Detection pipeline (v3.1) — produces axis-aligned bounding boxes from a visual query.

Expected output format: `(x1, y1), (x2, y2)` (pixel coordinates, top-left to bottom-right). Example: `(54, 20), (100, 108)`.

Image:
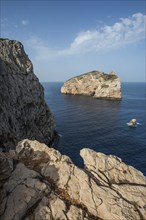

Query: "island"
(0, 39), (145, 220)
(61, 70), (122, 100)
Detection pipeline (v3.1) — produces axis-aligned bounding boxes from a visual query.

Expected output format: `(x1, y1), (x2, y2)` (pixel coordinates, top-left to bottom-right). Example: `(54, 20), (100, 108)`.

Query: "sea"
(43, 82), (146, 175)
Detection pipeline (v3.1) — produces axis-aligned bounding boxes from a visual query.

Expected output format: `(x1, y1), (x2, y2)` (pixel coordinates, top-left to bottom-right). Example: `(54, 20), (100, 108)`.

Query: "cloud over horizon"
(26, 13), (145, 61)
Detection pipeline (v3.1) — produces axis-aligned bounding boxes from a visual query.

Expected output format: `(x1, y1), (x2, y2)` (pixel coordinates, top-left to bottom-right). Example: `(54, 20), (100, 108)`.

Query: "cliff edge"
(61, 70), (122, 100)
(0, 139), (146, 220)
(0, 39), (54, 150)
(0, 39), (145, 220)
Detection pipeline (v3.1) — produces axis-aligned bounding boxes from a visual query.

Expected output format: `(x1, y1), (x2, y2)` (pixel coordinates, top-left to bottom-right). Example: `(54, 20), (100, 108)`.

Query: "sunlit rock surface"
(0, 139), (145, 220)
(61, 70), (122, 100)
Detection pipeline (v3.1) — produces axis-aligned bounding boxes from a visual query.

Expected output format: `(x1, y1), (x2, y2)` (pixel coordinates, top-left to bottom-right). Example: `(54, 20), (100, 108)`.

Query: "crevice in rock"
(84, 166), (110, 186)
(111, 186), (145, 220)
(87, 171), (102, 214)
(83, 165), (146, 219)
(43, 174), (103, 220)
(64, 165), (73, 190)
(21, 198), (42, 220)
(63, 209), (70, 220)
(47, 199), (55, 220)
(112, 182), (146, 187)
(84, 168), (110, 190)
(55, 187), (103, 219)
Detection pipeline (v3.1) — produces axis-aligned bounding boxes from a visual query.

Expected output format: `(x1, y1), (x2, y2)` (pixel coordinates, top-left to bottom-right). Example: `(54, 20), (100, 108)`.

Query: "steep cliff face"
(0, 139), (146, 220)
(0, 39), (54, 150)
(0, 39), (146, 220)
(61, 71), (122, 100)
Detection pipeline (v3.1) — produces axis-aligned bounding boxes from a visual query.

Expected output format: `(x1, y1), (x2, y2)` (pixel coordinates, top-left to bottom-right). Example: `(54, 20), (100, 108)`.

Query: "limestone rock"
(0, 139), (145, 220)
(0, 39), (54, 150)
(61, 70), (122, 100)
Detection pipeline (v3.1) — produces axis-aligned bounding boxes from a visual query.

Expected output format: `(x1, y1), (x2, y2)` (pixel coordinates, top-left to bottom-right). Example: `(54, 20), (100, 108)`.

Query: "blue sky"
(1, 0), (145, 82)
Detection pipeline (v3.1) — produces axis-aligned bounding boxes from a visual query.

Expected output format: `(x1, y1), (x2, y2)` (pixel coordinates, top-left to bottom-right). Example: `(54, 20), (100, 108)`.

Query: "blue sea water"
(43, 82), (146, 175)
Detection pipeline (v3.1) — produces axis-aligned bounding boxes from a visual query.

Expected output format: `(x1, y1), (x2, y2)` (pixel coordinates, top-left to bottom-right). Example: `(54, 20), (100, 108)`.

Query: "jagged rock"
(61, 70), (122, 100)
(0, 39), (54, 150)
(0, 152), (13, 186)
(0, 139), (145, 220)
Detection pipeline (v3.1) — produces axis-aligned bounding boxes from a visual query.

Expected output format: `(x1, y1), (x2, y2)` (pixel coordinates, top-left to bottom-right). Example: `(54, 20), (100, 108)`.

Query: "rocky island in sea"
(61, 70), (122, 100)
(0, 39), (146, 220)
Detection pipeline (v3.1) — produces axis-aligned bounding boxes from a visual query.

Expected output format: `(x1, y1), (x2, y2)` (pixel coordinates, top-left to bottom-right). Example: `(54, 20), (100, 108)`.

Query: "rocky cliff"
(0, 39), (54, 150)
(61, 71), (122, 100)
(0, 139), (146, 220)
(0, 39), (145, 220)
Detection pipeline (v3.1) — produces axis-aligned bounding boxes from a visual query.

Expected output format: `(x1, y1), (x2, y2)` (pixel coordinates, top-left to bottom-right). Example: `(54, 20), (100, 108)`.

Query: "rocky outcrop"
(0, 39), (145, 220)
(61, 71), (122, 100)
(0, 139), (145, 220)
(0, 39), (54, 150)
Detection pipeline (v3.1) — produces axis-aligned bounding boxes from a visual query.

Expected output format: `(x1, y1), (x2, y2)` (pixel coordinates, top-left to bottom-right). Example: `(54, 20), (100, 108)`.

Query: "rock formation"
(1, 39), (145, 220)
(0, 139), (146, 220)
(0, 39), (54, 150)
(61, 70), (122, 100)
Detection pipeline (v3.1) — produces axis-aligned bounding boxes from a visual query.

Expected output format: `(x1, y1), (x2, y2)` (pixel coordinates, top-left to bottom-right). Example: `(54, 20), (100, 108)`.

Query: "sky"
(0, 0), (146, 82)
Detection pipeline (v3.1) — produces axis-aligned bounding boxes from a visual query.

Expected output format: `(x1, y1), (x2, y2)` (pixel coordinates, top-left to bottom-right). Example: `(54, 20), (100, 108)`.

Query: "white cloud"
(71, 13), (145, 52)
(26, 13), (145, 60)
(22, 20), (29, 26)
(26, 36), (57, 60)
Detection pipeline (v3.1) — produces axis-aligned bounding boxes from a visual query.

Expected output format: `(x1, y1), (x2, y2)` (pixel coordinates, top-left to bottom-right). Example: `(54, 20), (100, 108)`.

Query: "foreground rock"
(0, 39), (54, 150)
(0, 139), (145, 220)
(61, 70), (122, 100)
